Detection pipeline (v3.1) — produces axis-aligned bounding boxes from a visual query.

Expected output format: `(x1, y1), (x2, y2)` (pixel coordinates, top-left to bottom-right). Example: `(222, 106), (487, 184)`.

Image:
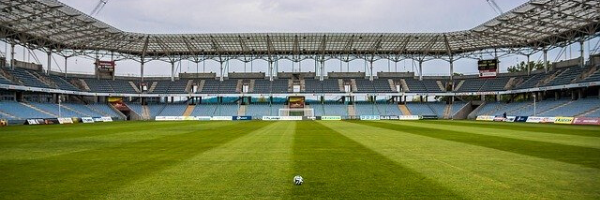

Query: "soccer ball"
(293, 175), (303, 185)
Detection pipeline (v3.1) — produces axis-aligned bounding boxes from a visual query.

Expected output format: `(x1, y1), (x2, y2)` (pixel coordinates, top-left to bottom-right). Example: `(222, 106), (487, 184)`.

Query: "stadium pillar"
(220, 61), (224, 82)
(543, 49), (548, 73)
(418, 60), (423, 81)
(9, 43), (15, 69)
(580, 40), (585, 67)
(449, 60), (454, 81)
(64, 56), (68, 78)
(526, 54), (531, 76)
(171, 61), (175, 82)
(268, 61), (273, 82)
(369, 61), (374, 81)
(320, 60), (325, 81)
(46, 50), (51, 75)
(140, 61), (145, 82)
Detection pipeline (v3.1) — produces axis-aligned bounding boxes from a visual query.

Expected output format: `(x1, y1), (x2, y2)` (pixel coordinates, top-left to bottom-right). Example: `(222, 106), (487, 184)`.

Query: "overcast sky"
(3, 0), (597, 77)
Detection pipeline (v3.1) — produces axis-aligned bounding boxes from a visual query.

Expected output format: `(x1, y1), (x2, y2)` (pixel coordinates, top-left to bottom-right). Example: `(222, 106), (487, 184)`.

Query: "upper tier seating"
(151, 80), (188, 94)
(49, 75), (80, 91)
(404, 79), (441, 93)
(8, 68), (49, 88)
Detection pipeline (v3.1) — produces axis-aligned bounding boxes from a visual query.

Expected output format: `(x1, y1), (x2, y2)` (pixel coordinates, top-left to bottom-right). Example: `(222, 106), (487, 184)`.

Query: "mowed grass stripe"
(418, 120), (600, 137)
(291, 121), (461, 199)
(384, 120), (600, 149)
(0, 121), (193, 147)
(0, 121), (271, 199)
(106, 121), (295, 199)
(322, 121), (600, 199)
(0, 121), (231, 160)
(353, 121), (600, 169)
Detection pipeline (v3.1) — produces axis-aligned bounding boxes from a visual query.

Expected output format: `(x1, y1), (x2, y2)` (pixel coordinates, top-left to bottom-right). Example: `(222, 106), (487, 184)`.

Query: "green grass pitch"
(0, 120), (599, 199)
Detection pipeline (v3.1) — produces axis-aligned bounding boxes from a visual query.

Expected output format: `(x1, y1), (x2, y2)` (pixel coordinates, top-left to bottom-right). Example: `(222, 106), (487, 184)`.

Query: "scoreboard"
(478, 59), (498, 78)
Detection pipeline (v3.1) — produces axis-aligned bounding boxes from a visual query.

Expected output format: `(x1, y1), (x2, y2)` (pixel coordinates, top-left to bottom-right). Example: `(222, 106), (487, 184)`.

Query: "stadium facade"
(0, 0), (599, 123)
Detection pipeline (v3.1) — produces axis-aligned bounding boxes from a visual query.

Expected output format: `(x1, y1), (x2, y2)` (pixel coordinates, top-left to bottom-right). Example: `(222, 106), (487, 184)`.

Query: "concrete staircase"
(237, 105), (246, 116)
(20, 102), (57, 117)
(249, 80), (255, 93)
(236, 80), (244, 93)
(185, 80), (194, 93)
(129, 81), (141, 93)
(436, 81), (446, 92)
(454, 80), (465, 91)
(338, 79), (345, 92)
(183, 105), (195, 116)
(77, 79), (91, 91)
(443, 105), (452, 119)
(388, 79), (397, 92)
(197, 80), (205, 93)
(142, 105), (151, 120)
(347, 104), (356, 116)
(148, 82), (158, 93)
(350, 79), (358, 92)
(399, 79), (410, 92)
(398, 104), (411, 115)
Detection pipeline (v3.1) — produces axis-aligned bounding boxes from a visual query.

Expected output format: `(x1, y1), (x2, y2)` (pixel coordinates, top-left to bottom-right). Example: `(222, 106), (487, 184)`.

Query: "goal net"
(278, 108), (314, 117)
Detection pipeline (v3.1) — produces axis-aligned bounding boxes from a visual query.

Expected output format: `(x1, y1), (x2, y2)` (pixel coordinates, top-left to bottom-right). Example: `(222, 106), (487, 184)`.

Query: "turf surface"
(0, 120), (598, 199)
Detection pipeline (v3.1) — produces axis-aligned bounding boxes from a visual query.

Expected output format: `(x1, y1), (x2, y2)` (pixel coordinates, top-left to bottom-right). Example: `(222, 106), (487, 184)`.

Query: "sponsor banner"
(504, 116), (516, 122)
(493, 116), (506, 122)
(210, 116), (233, 121)
(196, 116), (211, 121)
(155, 116), (185, 121)
(572, 117), (600, 125)
(540, 117), (555, 123)
(305, 116), (317, 120)
(81, 117), (95, 123)
(44, 118), (59, 125)
(262, 116), (303, 121)
(476, 115), (495, 121)
(526, 116), (543, 123)
(421, 115), (439, 120)
(281, 116), (303, 121)
(101, 117), (114, 122)
(320, 116), (342, 121)
(93, 117), (104, 122)
(514, 116), (528, 122)
(399, 115), (420, 120)
(360, 115), (381, 121)
(26, 118), (45, 125)
(380, 115), (400, 120)
(57, 118), (74, 124)
(262, 116), (281, 121)
(554, 117), (574, 124)
(233, 116), (252, 120)
(183, 116), (196, 121)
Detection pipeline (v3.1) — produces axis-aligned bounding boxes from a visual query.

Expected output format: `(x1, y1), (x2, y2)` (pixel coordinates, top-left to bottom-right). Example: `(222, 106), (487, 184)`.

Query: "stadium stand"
(406, 103), (436, 116)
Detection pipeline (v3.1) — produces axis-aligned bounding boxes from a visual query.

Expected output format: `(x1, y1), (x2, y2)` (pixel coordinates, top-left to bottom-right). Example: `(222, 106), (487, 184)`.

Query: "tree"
(507, 61), (548, 73)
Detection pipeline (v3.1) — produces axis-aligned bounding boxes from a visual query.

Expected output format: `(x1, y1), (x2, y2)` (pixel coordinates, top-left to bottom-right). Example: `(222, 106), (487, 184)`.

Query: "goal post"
(278, 108), (314, 117)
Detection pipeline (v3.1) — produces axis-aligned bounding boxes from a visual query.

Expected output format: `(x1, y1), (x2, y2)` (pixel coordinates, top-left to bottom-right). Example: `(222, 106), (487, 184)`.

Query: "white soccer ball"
(293, 175), (303, 185)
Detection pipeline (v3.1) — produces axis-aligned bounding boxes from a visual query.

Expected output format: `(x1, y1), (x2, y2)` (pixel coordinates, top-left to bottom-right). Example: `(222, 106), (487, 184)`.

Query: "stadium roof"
(0, 0), (599, 62)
